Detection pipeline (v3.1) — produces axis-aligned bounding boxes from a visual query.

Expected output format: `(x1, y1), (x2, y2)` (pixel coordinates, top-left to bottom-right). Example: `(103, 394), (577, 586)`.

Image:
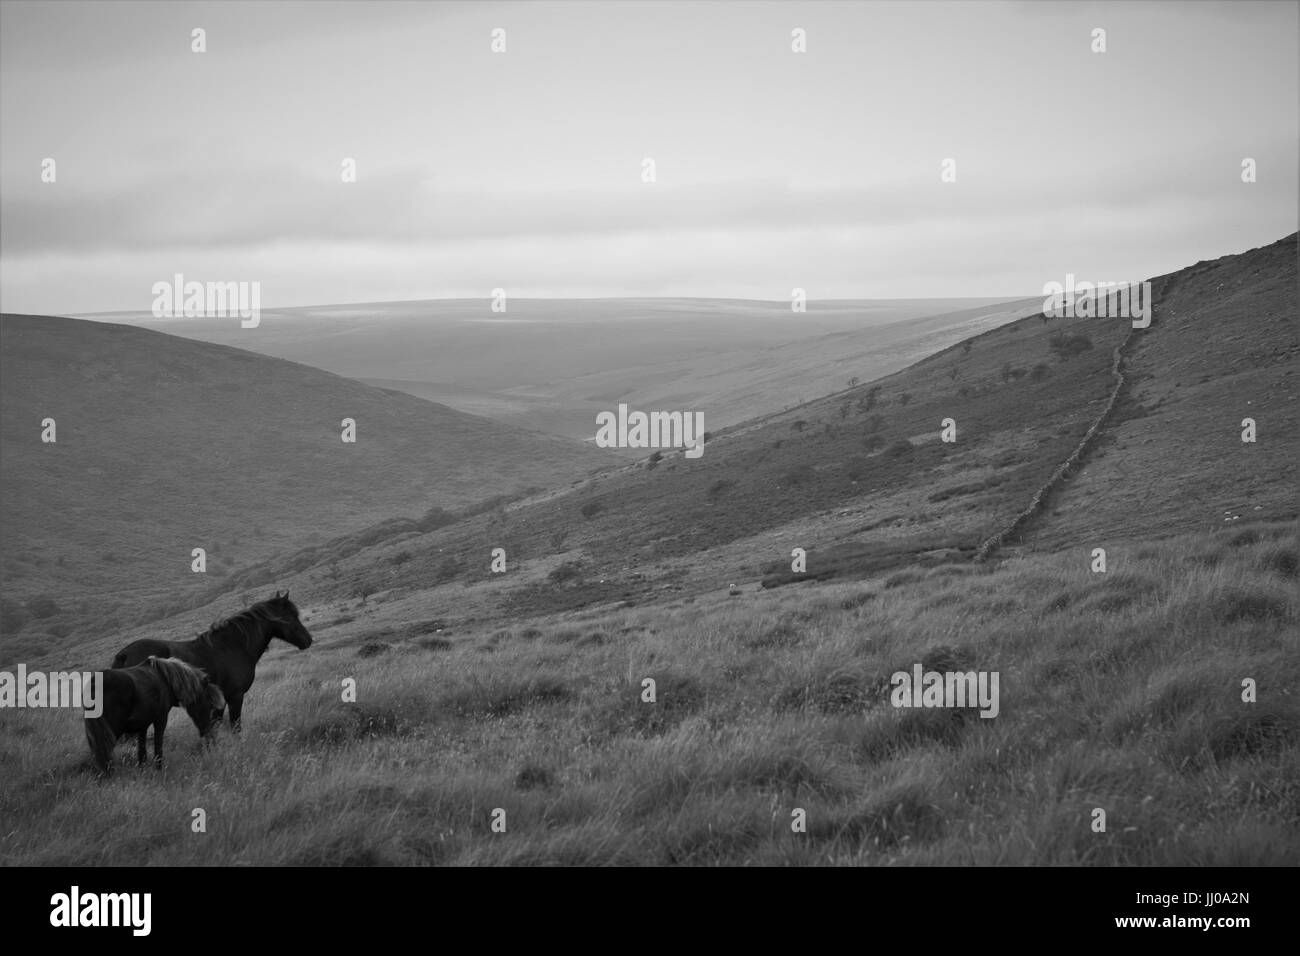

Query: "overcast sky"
(1, 0), (1295, 313)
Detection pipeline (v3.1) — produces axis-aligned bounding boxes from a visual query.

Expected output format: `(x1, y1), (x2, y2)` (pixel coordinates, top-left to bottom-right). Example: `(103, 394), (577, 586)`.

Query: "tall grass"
(1, 520), (1295, 865)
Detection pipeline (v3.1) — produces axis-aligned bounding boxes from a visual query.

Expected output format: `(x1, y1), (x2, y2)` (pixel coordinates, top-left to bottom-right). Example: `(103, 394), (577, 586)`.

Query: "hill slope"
(5, 517), (1294, 865)
(78, 297), (1038, 443)
(0, 314), (611, 648)
(4, 237), (1294, 868)
(7, 234), (1295, 662)
(148, 233), (1298, 639)
(1018, 234), (1298, 551)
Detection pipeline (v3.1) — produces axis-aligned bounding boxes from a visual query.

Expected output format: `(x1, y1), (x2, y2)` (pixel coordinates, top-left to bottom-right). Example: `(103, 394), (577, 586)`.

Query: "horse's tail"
(84, 713), (116, 775)
(147, 656), (208, 709)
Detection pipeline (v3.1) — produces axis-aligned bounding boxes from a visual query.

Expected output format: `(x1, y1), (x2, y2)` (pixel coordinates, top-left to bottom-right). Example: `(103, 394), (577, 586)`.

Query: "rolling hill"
(2, 236), (1294, 867)
(76, 296), (1040, 444)
(0, 314), (613, 655)
(42, 233), (1296, 660)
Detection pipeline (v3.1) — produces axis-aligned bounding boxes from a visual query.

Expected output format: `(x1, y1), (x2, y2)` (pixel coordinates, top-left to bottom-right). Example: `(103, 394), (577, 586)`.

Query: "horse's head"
(148, 657), (227, 736)
(191, 681), (227, 737)
(267, 590), (313, 650)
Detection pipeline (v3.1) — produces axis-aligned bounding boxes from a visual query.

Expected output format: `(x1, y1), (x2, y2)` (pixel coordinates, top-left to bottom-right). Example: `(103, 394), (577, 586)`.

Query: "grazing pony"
(84, 656), (226, 774)
(111, 591), (313, 732)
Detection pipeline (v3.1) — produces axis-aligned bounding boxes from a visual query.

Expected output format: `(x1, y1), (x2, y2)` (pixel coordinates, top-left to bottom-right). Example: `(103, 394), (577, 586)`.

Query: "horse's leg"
(228, 693), (245, 733)
(153, 717), (167, 768)
(137, 732), (148, 766)
(85, 720), (114, 776)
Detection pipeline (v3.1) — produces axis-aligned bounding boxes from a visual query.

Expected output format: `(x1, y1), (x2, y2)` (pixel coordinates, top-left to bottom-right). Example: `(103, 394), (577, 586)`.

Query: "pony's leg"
(153, 717), (167, 768)
(228, 693), (245, 733)
(85, 720), (114, 776)
(137, 732), (148, 766)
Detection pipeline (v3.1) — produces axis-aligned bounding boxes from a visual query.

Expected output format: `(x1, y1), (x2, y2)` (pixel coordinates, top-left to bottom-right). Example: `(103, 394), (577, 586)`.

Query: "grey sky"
(1, 0), (1296, 313)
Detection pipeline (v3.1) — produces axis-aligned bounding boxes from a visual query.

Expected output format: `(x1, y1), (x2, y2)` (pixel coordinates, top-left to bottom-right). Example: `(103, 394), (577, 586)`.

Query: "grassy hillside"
(2, 518), (1293, 865)
(0, 314), (612, 656)
(2, 235), (1294, 866)
(166, 269), (1130, 620)
(74, 236), (1293, 646)
(1018, 233), (1298, 551)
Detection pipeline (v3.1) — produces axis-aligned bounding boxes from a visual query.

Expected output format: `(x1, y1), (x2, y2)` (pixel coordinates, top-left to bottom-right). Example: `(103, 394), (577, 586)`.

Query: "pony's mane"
(147, 656), (211, 708)
(205, 599), (290, 633)
(200, 598), (292, 649)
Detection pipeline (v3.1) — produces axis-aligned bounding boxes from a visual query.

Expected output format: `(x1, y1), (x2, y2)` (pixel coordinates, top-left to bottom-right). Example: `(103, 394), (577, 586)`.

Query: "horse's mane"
(200, 599), (291, 652)
(148, 656), (211, 708)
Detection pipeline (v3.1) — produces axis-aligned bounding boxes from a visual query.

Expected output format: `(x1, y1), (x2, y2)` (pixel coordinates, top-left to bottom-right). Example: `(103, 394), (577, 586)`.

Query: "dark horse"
(84, 656), (226, 774)
(112, 591), (313, 732)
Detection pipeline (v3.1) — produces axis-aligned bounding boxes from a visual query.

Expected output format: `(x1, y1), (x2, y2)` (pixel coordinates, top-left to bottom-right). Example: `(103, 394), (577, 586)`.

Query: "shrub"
(580, 500), (606, 519)
(0, 598), (29, 633)
(1204, 585), (1291, 623)
(415, 507), (458, 532)
(548, 561), (585, 586)
(1258, 546), (1297, 578)
(1048, 331), (1093, 361)
(884, 570), (922, 589)
(782, 465), (815, 486)
(514, 763), (555, 791)
(431, 557), (460, 585)
(25, 595), (59, 620)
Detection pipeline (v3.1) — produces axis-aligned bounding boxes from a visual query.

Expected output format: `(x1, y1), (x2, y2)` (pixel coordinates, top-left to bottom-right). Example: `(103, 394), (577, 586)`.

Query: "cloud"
(4, 137), (1295, 259)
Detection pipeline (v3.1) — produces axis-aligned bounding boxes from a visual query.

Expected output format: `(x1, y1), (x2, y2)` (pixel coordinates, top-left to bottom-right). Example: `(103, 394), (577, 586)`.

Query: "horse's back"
(109, 664), (178, 727)
(111, 639), (174, 669)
